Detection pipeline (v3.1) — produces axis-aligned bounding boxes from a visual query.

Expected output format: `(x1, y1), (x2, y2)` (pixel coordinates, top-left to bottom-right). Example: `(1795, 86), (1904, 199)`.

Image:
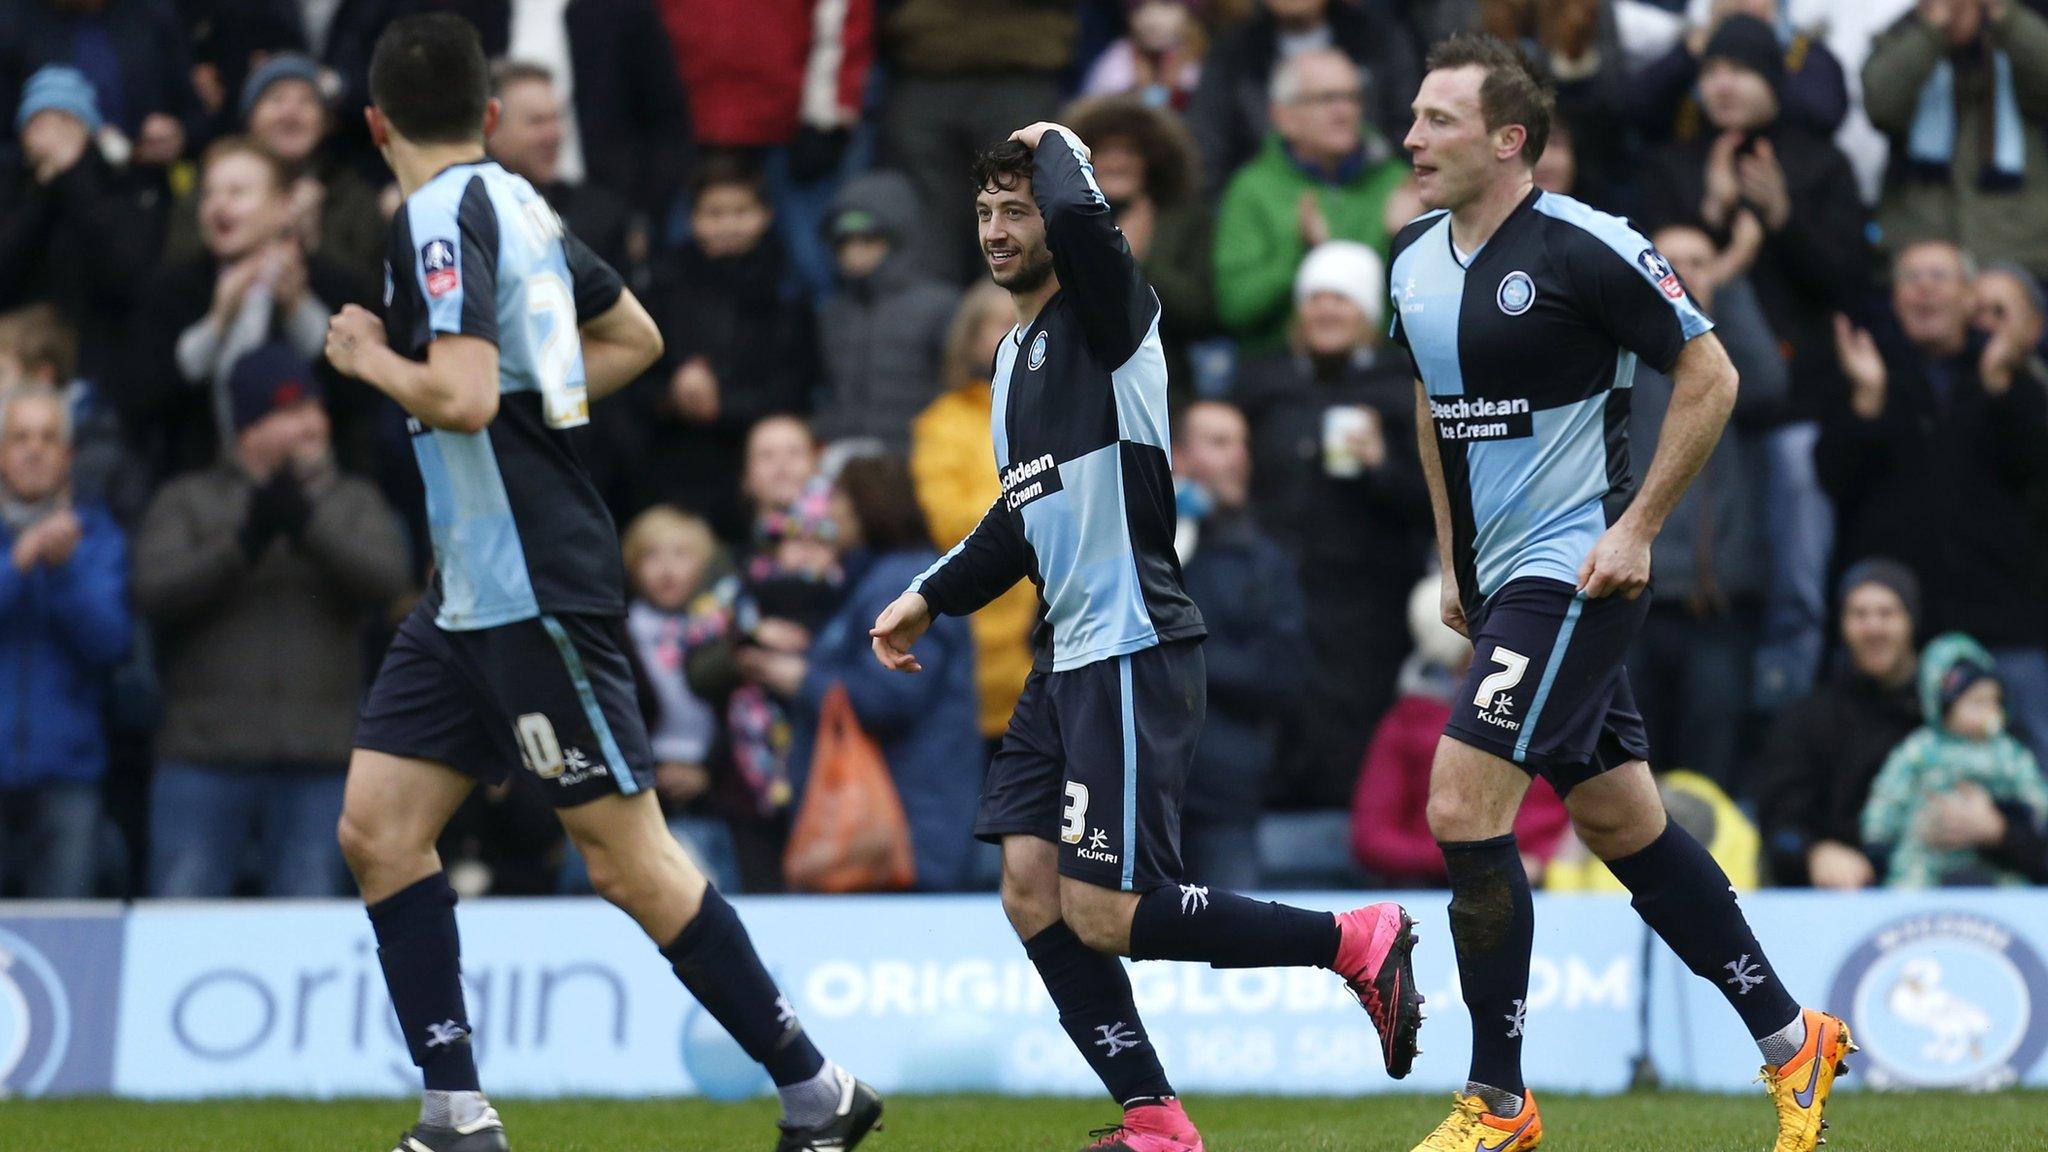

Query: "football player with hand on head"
(870, 121), (1423, 1152)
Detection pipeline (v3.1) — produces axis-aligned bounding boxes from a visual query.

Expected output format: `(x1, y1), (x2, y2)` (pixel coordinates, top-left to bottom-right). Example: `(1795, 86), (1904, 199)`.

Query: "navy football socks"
(1127, 884), (1340, 969)
(367, 872), (481, 1092)
(1605, 821), (1803, 1043)
(1441, 835), (1534, 1106)
(660, 887), (826, 1088)
(1025, 922), (1174, 1108)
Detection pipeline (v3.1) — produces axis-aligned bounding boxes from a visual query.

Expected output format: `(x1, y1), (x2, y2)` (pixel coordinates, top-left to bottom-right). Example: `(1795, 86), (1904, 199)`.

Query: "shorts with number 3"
(354, 602), (656, 806)
(1447, 576), (1651, 798)
(973, 639), (1205, 891)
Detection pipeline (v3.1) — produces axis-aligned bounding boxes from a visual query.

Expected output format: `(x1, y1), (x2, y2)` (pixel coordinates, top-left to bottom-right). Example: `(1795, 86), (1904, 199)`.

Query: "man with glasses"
(1190, 0), (1419, 197)
(1214, 47), (1410, 354)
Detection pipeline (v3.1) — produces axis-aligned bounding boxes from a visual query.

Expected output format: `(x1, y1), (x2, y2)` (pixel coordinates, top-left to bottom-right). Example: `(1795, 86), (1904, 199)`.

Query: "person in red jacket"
(1352, 578), (1570, 886)
(662, 0), (871, 153)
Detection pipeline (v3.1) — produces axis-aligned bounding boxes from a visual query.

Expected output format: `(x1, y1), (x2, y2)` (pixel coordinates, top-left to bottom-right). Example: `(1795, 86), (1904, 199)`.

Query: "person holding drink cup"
(1232, 239), (1434, 807)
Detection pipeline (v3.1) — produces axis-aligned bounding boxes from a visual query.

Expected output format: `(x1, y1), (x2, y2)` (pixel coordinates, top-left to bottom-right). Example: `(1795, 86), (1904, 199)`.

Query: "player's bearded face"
(978, 186), (1055, 293)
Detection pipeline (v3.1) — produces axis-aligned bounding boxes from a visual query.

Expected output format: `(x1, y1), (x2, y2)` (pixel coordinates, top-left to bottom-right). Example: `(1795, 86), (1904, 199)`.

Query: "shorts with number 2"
(355, 602), (655, 806)
(974, 639), (1204, 892)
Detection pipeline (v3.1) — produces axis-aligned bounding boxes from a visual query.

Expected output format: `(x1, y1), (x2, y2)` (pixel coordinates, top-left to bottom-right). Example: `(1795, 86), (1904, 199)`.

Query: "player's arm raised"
(1013, 121), (1157, 368)
(327, 307), (500, 433)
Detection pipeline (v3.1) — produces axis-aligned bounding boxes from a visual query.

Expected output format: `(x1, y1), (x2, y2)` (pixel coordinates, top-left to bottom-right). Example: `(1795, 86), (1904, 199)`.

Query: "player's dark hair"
(691, 151), (769, 208)
(1425, 32), (1555, 167)
(970, 139), (1034, 194)
(1064, 97), (1197, 209)
(369, 13), (490, 145)
(836, 456), (930, 553)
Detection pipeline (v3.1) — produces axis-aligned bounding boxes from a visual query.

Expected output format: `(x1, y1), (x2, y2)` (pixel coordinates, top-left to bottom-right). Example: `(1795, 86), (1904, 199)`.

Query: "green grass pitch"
(0, 1091), (2019, 1151)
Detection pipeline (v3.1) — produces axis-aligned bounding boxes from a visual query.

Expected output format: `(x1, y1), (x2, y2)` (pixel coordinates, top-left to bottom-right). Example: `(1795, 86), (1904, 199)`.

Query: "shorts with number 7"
(1445, 576), (1651, 799)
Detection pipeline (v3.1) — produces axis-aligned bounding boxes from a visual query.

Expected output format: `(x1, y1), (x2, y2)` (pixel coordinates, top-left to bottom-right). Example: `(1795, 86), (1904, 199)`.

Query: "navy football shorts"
(975, 639), (1204, 892)
(354, 604), (655, 807)
(1445, 576), (1652, 797)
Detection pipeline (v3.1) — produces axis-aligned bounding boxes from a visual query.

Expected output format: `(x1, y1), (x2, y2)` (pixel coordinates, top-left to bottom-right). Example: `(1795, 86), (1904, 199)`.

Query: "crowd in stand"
(5, 0), (2048, 898)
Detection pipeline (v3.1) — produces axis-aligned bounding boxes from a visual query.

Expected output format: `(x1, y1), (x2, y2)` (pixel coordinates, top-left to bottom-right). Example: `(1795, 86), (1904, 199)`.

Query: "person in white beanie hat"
(1234, 240), (1431, 809)
(1293, 238), (1385, 331)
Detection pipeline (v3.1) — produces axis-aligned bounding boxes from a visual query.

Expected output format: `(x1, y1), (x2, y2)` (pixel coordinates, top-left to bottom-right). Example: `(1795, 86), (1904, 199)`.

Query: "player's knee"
(998, 840), (1062, 938)
(1063, 903), (1123, 954)
(1427, 788), (1488, 843)
(335, 812), (370, 873)
(1572, 803), (1654, 856)
(336, 809), (400, 878)
(581, 845), (641, 909)
(1058, 883), (1133, 955)
(1000, 870), (1061, 938)
(1572, 805), (1656, 861)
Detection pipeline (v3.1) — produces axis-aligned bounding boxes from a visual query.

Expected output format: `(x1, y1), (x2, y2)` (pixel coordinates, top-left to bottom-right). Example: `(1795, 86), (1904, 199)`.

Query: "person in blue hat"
(1, 0), (202, 170)
(0, 65), (163, 382)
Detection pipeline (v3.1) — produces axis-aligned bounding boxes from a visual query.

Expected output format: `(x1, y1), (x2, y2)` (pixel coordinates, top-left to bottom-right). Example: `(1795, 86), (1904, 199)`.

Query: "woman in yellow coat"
(910, 281), (1036, 744)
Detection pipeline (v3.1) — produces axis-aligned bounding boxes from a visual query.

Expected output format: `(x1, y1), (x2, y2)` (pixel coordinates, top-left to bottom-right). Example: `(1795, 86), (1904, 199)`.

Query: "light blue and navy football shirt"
(1387, 188), (1713, 613)
(908, 128), (1205, 672)
(382, 159), (626, 631)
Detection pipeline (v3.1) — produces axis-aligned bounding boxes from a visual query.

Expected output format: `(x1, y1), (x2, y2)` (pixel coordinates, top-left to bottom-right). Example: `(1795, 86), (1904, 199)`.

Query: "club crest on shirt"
(421, 238), (459, 298)
(1497, 270), (1535, 316)
(1028, 330), (1048, 370)
(1637, 247), (1686, 300)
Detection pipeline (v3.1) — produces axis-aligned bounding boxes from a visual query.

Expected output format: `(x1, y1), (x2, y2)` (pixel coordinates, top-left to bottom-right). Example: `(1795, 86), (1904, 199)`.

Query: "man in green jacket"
(1213, 47), (1410, 353)
(1865, 0), (2048, 280)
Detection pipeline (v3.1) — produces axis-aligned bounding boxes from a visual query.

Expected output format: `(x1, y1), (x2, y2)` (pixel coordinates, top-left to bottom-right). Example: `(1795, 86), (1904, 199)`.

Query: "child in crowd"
(1079, 0), (1206, 111)
(714, 479), (846, 824)
(620, 506), (741, 891)
(1863, 634), (2048, 887)
(681, 419), (847, 888)
(623, 508), (725, 813)
(624, 157), (815, 538)
(813, 170), (958, 451)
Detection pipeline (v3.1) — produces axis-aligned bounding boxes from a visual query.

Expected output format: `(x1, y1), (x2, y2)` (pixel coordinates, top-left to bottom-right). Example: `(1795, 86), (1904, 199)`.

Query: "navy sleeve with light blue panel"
(908, 127), (1202, 671)
(917, 128), (1206, 892)
(1386, 188), (1714, 794)
(356, 160), (652, 808)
